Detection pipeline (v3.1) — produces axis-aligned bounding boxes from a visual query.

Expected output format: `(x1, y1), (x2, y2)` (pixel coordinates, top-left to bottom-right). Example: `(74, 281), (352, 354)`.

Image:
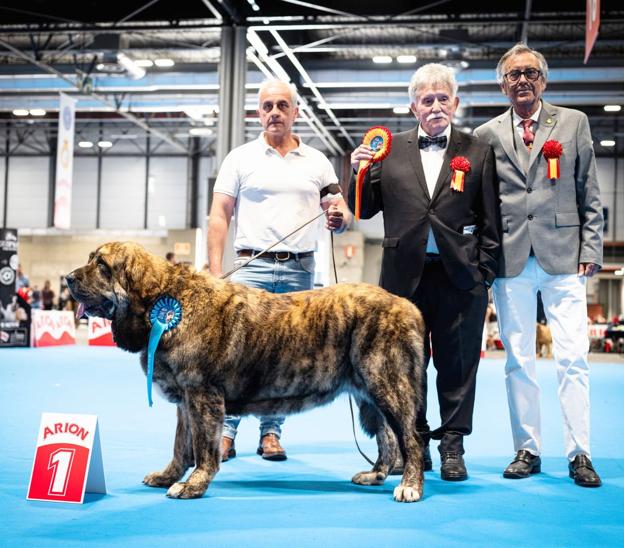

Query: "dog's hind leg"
(351, 400), (398, 486)
(166, 386), (224, 499)
(144, 405), (194, 488)
(364, 377), (424, 502)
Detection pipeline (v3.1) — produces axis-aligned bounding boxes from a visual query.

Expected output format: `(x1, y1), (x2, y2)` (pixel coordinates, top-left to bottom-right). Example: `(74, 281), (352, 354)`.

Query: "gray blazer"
(474, 101), (603, 278)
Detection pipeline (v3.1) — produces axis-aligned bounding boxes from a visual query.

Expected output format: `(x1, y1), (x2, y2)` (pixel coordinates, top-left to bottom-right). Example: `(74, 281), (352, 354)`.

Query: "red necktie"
(521, 119), (534, 148)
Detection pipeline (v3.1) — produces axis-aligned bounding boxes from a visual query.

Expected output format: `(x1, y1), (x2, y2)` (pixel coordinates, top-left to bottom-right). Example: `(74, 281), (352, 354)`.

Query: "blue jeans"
(222, 253), (315, 441)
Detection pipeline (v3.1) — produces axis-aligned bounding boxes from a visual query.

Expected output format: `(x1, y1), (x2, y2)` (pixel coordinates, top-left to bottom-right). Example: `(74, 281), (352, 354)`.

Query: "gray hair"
(257, 79), (298, 107)
(496, 42), (549, 85)
(408, 63), (458, 104)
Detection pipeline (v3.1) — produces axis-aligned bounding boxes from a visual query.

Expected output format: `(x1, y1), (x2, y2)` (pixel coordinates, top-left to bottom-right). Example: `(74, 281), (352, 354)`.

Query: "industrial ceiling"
(0, 0), (622, 158)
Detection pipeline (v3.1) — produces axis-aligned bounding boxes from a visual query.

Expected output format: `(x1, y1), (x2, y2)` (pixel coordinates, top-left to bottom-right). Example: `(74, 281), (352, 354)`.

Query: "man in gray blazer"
(474, 43), (603, 487)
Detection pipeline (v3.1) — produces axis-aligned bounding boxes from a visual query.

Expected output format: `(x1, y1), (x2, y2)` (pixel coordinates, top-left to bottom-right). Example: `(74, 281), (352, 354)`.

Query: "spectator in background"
(165, 252), (177, 265)
(16, 264), (29, 290)
(41, 280), (55, 311)
(30, 285), (41, 309)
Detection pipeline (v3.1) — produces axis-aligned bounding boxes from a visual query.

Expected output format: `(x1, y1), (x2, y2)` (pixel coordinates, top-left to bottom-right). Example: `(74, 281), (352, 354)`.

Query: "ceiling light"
(29, 109), (46, 116)
(183, 105), (217, 120)
(12, 109), (29, 116)
(134, 59), (154, 68)
(372, 56), (392, 64)
(189, 128), (214, 136)
(78, 141), (94, 148)
(116, 53), (146, 80)
(393, 106), (410, 114)
(98, 140), (113, 148)
(600, 140), (616, 147)
(154, 58), (175, 67)
(397, 55), (417, 64)
(604, 105), (622, 112)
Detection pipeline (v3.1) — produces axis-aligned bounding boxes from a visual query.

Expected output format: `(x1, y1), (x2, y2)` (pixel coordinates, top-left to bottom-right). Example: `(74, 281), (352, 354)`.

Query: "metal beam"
(0, 37), (189, 153)
(269, 29), (354, 147)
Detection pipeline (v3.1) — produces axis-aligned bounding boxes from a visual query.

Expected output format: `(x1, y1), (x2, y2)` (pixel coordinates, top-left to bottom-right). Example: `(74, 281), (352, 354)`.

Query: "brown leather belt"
(237, 249), (314, 261)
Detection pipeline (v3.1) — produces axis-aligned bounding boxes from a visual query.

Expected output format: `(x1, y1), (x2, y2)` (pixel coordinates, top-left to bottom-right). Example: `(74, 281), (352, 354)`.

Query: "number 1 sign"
(27, 413), (106, 504)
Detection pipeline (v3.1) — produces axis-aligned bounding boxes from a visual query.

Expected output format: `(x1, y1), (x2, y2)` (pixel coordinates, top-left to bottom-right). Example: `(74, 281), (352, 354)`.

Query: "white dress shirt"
(418, 125), (452, 254)
(512, 101), (542, 140)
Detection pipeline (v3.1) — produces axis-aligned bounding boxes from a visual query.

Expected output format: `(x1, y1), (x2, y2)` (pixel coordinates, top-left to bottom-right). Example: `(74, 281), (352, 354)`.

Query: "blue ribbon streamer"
(146, 296), (182, 407)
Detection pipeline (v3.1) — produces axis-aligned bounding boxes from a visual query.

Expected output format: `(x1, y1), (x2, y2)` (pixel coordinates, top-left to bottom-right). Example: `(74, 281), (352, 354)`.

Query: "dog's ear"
(109, 242), (168, 301)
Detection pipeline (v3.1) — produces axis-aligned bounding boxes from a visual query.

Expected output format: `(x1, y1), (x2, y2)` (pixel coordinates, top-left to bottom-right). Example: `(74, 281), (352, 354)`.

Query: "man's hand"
(350, 143), (374, 171)
(578, 263), (599, 277)
(325, 201), (345, 231)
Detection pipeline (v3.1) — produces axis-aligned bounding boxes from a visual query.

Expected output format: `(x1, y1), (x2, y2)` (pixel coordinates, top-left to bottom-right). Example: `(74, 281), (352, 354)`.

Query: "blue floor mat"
(1, 346), (623, 547)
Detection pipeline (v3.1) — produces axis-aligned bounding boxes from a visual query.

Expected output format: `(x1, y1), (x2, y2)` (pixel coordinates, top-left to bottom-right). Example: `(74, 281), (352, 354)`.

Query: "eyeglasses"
(504, 68), (542, 83)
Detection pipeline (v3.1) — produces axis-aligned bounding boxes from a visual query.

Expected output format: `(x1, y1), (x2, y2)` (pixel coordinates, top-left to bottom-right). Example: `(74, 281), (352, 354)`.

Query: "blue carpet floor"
(1, 346), (623, 547)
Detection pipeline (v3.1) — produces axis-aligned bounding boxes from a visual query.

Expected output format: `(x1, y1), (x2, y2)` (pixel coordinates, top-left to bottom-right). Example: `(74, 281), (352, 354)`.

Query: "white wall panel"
(147, 157), (188, 229)
(71, 157), (98, 230)
(99, 157), (146, 229)
(6, 156), (48, 228)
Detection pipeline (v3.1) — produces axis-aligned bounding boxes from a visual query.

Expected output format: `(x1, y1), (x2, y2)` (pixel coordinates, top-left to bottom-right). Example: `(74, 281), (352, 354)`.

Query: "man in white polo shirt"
(208, 79), (351, 462)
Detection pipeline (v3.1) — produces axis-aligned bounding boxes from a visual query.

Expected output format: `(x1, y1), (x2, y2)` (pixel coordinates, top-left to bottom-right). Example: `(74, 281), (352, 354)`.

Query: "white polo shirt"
(214, 133), (340, 253)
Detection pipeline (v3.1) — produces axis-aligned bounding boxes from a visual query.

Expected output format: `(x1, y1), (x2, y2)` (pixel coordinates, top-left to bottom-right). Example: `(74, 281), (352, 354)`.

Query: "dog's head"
(65, 241), (170, 322)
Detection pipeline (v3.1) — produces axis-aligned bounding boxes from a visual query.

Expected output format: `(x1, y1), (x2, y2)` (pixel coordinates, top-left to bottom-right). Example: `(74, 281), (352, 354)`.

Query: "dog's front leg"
(144, 405), (194, 488)
(166, 386), (224, 499)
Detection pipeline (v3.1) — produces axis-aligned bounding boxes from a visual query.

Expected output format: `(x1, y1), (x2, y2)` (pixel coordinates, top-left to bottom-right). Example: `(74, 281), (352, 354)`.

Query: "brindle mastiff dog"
(66, 242), (426, 502)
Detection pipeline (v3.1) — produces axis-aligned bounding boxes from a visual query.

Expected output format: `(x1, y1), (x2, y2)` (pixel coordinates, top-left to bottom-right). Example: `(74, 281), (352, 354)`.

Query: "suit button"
(528, 214), (534, 220)
(527, 187), (533, 193)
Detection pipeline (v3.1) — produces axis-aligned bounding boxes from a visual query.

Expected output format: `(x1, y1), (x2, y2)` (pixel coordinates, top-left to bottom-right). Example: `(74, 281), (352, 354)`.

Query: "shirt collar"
(258, 132), (306, 156)
(512, 101), (542, 127)
(417, 123), (452, 148)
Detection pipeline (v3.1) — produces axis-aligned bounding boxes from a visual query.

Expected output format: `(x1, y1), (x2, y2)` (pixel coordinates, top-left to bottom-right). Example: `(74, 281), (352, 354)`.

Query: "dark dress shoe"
(503, 450), (541, 479)
(257, 433), (287, 461)
(569, 454), (602, 487)
(221, 436), (236, 462)
(389, 445), (432, 475)
(440, 452), (467, 481)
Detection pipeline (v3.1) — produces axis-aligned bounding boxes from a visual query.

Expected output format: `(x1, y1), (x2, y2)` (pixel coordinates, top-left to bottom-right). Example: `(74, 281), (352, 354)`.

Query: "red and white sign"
(27, 413), (106, 504)
(88, 317), (116, 346)
(584, 0), (600, 64)
(31, 310), (76, 347)
(588, 323), (608, 340)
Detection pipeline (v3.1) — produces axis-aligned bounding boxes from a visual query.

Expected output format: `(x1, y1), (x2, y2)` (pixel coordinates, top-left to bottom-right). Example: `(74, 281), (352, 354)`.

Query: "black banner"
(0, 228), (31, 347)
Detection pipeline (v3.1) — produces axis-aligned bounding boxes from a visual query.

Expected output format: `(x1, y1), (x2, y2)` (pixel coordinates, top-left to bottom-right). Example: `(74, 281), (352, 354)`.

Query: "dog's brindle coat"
(66, 242), (426, 502)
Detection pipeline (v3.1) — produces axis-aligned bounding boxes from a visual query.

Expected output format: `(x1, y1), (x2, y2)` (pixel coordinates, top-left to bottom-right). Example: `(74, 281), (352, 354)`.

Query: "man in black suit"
(349, 63), (500, 481)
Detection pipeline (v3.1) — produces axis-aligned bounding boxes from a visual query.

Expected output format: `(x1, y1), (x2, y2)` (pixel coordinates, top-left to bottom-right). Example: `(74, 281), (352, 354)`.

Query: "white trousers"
(493, 256), (591, 460)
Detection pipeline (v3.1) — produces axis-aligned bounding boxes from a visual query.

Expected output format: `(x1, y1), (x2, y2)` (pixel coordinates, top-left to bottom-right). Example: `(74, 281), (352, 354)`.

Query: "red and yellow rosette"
(354, 126), (392, 220)
(449, 156), (471, 192)
(542, 140), (563, 180)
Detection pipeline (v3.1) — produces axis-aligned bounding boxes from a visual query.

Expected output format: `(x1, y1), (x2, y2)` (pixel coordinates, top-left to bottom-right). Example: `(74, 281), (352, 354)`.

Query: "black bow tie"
(418, 135), (447, 149)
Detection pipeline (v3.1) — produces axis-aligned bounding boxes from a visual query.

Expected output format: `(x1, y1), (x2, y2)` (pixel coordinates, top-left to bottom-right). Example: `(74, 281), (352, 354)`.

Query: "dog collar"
(146, 296), (182, 406)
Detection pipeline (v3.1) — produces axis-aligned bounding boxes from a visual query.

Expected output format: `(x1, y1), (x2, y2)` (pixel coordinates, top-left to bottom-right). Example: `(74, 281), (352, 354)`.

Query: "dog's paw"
(393, 484), (422, 503)
(143, 471), (178, 488)
(352, 471), (386, 486)
(166, 481), (206, 499)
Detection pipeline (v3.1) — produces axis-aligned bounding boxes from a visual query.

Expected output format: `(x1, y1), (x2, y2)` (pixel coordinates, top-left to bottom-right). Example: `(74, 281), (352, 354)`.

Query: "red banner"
(31, 310), (76, 347)
(584, 0), (600, 64)
(88, 317), (116, 346)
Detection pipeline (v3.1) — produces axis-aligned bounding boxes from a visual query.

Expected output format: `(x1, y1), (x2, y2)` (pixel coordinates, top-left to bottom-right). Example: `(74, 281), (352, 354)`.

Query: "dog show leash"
(219, 209), (328, 280)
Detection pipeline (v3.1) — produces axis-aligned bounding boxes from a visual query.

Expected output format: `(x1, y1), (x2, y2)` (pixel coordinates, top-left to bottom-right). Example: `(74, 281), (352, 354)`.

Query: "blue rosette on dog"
(147, 296), (182, 406)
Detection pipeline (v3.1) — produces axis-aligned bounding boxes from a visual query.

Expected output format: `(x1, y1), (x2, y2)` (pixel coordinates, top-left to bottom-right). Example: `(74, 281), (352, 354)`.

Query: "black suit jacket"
(348, 125), (501, 297)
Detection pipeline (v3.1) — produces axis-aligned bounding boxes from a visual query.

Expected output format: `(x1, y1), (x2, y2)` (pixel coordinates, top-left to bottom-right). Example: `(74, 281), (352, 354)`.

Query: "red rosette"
(354, 126), (393, 219)
(542, 140), (563, 159)
(449, 156), (471, 192)
(542, 140), (563, 179)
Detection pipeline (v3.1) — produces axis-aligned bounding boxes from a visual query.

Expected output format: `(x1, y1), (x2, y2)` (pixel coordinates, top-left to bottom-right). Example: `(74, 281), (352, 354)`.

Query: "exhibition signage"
(27, 413), (106, 504)
(0, 228), (30, 347)
(584, 0), (600, 64)
(88, 317), (116, 346)
(53, 92), (77, 229)
(31, 310), (76, 347)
